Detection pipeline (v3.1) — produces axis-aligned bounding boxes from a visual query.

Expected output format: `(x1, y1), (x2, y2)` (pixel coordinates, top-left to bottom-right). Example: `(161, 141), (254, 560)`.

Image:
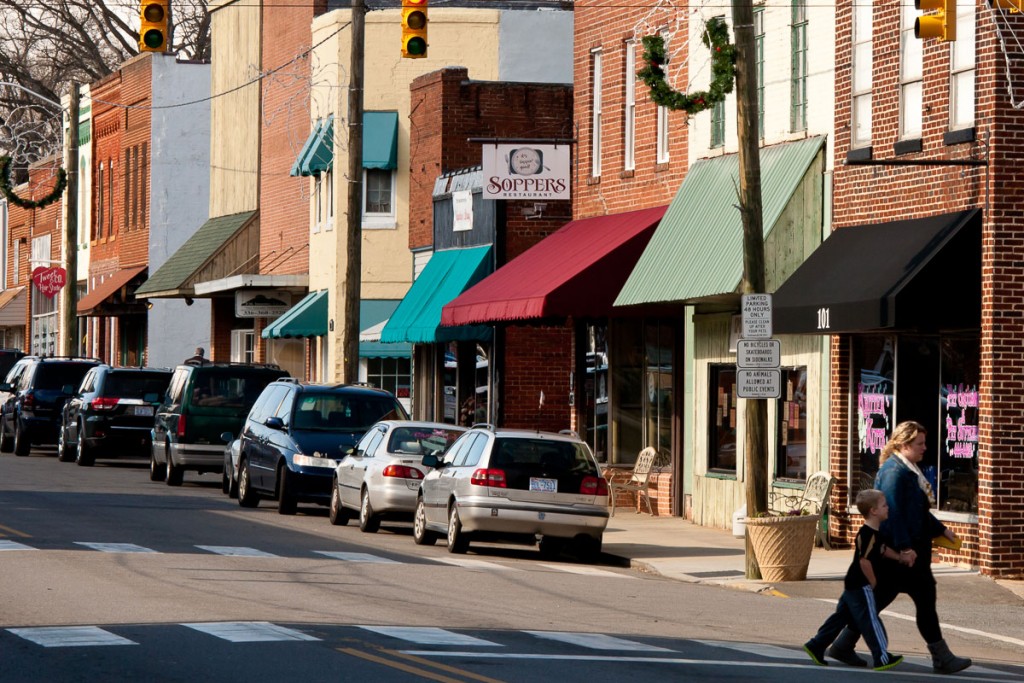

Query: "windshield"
(34, 363), (94, 391)
(104, 372), (172, 399)
(291, 392), (407, 432)
(188, 369), (286, 414)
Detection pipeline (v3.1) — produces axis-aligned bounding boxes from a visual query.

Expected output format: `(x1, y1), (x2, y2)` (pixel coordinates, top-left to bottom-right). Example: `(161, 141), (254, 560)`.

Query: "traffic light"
(915, 0), (956, 41)
(139, 0), (170, 52)
(990, 0), (1024, 12)
(401, 0), (428, 59)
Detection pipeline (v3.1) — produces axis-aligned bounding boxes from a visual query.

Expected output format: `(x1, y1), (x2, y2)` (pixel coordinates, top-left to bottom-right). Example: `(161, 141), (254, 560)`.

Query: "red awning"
(442, 205), (666, 325)
(77, 265), (148, 316)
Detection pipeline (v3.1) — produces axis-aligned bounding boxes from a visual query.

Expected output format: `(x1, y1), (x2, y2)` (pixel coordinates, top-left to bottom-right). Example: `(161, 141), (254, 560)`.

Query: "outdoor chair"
(769, 470), (836, 549)
(606, 446), (658, 516)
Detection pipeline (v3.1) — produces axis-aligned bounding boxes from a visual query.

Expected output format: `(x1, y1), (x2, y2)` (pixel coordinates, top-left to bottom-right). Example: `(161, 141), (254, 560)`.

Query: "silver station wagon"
(413, 426), (609, 561)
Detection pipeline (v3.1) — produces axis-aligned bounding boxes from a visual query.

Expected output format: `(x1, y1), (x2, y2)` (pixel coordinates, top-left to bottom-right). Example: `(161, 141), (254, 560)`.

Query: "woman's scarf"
(895, 452), (937, 508)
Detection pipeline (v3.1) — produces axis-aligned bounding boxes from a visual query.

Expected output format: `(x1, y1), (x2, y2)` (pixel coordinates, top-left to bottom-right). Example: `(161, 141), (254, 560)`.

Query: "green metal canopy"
(359, 299), (410, 358)
(363, 111), (399, 170)
(380, 246), (493, 344)
(615, 136), (826, 307)
(291, 115), (334, 177)
(262, 289), (328, 339)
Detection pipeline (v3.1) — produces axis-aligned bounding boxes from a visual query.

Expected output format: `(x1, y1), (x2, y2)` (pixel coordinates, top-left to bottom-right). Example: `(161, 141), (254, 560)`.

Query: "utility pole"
(341, 0), (365, 383)
(62, 82), (80, 357)
(731, 0), (768, 580)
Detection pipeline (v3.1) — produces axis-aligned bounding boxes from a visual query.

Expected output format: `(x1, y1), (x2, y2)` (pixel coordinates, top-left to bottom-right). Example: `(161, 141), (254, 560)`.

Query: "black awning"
(774, 209), (981, 334)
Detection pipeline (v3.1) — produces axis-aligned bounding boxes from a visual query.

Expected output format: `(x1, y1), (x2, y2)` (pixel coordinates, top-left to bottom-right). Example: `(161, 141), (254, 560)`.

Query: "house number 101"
(817, 307), (831, 330)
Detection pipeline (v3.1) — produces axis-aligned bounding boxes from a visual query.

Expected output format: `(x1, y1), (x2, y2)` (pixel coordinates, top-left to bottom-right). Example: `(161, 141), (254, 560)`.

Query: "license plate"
(529, 477), (557, 493)
(133, 406), (154, 416)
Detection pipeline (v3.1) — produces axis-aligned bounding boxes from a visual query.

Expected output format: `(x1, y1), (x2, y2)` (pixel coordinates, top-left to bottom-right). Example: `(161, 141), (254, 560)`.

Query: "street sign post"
(737, 368), (782, 399)
(741, 293), (772, 339)
(736, 339), (781, 368)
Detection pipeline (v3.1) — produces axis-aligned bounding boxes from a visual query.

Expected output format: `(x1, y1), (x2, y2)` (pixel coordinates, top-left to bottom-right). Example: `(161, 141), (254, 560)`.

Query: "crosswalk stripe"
(0, 540), (35, 551)
(537, 563), (633, 579)
(74, 542), (157, 554)
(358, 626), (502, 647)
(314, 551), (398, 563)
(7, 626), (136, 647)
(525, 631), (673, 652)
(429, 557), (522, 571)
(196, 545), (279, 558)
(183, 622), (319, 643)
(694, 640), (798, 659)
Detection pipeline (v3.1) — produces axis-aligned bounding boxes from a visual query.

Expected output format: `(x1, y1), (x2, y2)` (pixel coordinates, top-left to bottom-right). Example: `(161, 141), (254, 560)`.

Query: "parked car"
(57, 366), (173, 466)
(331, 420), (466, 531)
(0, 356), (101, 456)
(236, 381), (408, 514)
(414, 426), (610, 561)
(221, 432), (242, 498)
(150, 361), (289, 486)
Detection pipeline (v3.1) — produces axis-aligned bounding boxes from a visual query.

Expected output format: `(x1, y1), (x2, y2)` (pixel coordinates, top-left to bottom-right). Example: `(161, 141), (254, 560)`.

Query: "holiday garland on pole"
(638, 17), (737, 115)
(0, 155), (67, 210)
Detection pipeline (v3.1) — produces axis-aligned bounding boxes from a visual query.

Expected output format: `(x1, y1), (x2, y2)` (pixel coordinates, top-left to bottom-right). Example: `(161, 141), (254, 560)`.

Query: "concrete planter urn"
(745, 513), (820, 581)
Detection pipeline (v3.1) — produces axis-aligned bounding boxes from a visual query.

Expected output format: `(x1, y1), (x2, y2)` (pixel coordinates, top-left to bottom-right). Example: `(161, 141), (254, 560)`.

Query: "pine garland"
(0, 156), (68, 210)
(638, 17), (737, 115)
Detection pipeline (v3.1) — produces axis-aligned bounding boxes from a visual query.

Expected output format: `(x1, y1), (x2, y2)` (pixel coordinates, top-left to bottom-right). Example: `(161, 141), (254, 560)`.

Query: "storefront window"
(646, 322), (673, 459)
(709, 364), (737, 472)
(851, 336), (894, 500)
(30, 284), (58, 357)
(583, 323), (609, 462)
(609, 319), (674, 465)
(939, 337), (978, 514)
(777, 366), (808, 480)
(366, 356), (412, 402)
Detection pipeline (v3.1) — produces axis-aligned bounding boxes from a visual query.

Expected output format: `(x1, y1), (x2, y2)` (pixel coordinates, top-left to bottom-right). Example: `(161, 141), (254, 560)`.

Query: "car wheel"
(359, 488), (381, 533)
(447, 504), (469, 554)
(0, 418), (12, 454)
(57, 424), (76, 463)
(329, 482), (350, 526)
(237, 459), (259, 508)
(573, 535), (603, 564)
(413, 497), (436, 546)
(538, 536), (564, 559)
(149, 448), (166, 481)
(165, 449), (184, 486)
(221, 469), (230, 494)
(13, 418), (30, 457)
(75, 422), (94, 467)
(277, 466), (297, 515)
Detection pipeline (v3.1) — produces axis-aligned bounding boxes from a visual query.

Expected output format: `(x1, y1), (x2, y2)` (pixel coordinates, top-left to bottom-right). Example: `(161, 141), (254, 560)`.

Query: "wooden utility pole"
(341, 0), (365, 382)
(731, 0), (768, 580)
(61, 82), (79, 357)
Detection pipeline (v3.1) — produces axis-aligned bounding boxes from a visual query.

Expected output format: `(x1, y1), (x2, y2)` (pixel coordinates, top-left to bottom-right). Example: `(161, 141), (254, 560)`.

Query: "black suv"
(235, 381), (407, 514)
(58, 366), (174, 466)
(151, 361), (290, 486)
(0, 356), (102, 456)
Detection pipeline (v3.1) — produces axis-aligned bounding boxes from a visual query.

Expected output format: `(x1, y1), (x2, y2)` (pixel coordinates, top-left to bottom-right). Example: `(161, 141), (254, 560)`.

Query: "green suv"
(150, 361), (289, 486)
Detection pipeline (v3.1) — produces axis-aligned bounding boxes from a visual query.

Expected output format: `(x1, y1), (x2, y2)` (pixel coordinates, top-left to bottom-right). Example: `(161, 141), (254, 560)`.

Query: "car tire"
(221, 469), (230, 494)
(75, 422), (94, 467)
(0, 419), (12, 454)
(149, 448), (166, 482)
(165, 449), (184, 487)
(13, 418), (30, 457)
(329, 482), (350, 526)
(538, 536), (564, 559)
(573, 535), (603, 564)
(359, 488), (380, 533)
(237, 459), (259, 508)
(57, 424), (76, 462)
(277, 466), (297, 515)
(447, 504), (469, 554)
(413, 497), (436, 546)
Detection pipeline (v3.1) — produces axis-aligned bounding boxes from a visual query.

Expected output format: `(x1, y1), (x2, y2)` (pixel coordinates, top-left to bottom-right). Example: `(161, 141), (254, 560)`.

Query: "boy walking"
(803, 489), (904, 671)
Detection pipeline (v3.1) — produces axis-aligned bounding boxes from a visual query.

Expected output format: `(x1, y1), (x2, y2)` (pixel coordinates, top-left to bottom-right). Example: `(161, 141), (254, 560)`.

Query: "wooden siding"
(184, 217), (260, 288)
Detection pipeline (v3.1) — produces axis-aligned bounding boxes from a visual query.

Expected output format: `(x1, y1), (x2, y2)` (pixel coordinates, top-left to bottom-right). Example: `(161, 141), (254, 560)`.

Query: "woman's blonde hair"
(880, 420), (927, 464)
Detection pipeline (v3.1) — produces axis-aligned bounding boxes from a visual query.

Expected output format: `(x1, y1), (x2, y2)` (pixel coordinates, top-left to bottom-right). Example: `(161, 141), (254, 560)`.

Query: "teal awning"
(615, 136), (826, 307)
(360, 299), (410, 358)
(363, 111), (398, 170)
(262, 290), (328, 339)
(290, 116), (334, 177)
(381, 246), (493, 344)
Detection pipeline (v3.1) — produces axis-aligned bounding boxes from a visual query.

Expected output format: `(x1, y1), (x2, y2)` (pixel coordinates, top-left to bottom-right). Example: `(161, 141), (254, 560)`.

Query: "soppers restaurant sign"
(482, 144), (570, 200)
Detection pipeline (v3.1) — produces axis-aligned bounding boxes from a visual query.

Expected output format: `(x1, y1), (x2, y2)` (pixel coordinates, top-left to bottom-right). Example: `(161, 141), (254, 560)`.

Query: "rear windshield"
(34, 363), (94, 390)
(388, 427), (465, 456)
(490, 438), (598, 491)
(187, 369), (286, 414)
(291, 392), (406, 432)
(104, 372), (172, 399)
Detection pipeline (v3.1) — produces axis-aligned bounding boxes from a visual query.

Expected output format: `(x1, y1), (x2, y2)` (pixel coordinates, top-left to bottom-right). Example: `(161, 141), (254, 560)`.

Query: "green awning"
(136, 211), (256, 298)
(262, 290), (328, 339)
(363, 111), (398, 170)
(381, 246), (493, 344)
(290, 115), (334, 177)
(615, 136), (826, 307)
(360, 299), (411, 358)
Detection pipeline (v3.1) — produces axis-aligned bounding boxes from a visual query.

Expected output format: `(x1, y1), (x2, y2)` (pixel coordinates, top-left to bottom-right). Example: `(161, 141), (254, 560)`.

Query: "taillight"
(22, 393), (34, 408)
(580, 475), (608, 496)
(471, 468), (507, 487)
(176, 415), (186, 438)
(90, 397), (120, 411)
(382, 464), (423, 480)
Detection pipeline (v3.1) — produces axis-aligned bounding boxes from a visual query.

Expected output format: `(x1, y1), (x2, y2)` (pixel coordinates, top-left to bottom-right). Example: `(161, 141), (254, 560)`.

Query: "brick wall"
(501, 325), (573, 431)
(7, 166), (62, 341)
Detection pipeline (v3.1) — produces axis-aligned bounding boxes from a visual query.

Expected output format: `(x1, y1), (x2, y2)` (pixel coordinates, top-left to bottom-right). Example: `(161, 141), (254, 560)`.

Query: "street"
(1, 449), (1022, 683)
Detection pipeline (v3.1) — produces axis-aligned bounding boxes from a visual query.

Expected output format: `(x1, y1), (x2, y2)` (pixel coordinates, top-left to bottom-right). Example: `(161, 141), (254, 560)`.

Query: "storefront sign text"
(481, 144), (570, 200)
(858, 383), (891, 455)
(944, 383), (979, 459)
(31, 266), (67, 298)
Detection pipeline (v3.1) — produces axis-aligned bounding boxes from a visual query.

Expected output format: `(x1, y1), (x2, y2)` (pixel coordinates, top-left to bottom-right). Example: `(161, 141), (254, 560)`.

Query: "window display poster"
(939, 338), (980, 513)
(853, 337), (894, 497)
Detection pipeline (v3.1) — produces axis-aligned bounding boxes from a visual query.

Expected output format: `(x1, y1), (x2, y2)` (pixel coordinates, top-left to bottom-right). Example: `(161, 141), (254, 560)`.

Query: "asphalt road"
(1, 449), (1022, 683)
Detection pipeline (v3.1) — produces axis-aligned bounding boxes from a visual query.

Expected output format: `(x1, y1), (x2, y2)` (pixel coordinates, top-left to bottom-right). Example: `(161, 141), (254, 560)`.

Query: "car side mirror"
(220, 431), (234, 444)
(0, 382), (13, 393)
(265, 416), (285, 430)
(421, 454), (440, 469)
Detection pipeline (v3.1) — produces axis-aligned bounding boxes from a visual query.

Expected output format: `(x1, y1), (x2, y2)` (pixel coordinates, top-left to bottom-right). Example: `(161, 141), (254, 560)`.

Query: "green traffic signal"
(406, 37), (427, 56)
(143, 29), (165, 49)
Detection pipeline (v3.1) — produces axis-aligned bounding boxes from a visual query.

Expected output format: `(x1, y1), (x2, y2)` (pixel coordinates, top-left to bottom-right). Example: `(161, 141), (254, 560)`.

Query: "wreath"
(638, 17), (737, 115)
(0, 155), (68, 210)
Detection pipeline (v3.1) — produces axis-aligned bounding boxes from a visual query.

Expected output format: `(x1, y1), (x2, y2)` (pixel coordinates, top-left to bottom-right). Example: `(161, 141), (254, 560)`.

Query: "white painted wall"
(148, 54), (212, 368)
(498, 9), (573, 84)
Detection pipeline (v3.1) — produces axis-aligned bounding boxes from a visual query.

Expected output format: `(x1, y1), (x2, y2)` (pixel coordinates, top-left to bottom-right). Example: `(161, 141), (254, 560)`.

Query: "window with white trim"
(325, 168), (334, 230)
(624, 40), (636, 171)
(362, 168), (396, 229)
(656, 105), (670, 163)
(851, 1), (873, 148)
(950, 3), (976, 130)
(755, 6), (765, 139)
(790, 0), (808, 133)
(900, 1), (923, 140)
(591, 49), (603, 178)
(313, 173), (323, 234)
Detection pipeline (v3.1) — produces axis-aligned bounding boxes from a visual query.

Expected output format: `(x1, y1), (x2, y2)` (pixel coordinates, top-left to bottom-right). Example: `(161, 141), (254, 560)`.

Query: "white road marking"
(537, 563), (633, 579)
(8, 626), (136, 648)
(526, 631), (673, 652)
(429, 557), (522, 571)
(183, 622), (319, 643)
(358, 626), (501, 647)
(196, 545), (279, 558)
(74, 542), (157, 554)
(0, 540), (35, 551)
(693, 640), (797, 659)
(314, 551), (398, 563)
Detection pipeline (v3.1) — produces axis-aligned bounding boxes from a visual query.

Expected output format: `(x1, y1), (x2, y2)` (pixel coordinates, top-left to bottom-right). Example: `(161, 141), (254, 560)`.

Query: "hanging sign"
(481, 144), (570, 200)
(32, 266), (67, 298)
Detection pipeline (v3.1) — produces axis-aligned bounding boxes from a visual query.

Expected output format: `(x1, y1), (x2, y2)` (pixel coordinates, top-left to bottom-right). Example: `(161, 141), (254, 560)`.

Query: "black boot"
(827, 628), (867, 667)
(928, 639), (972, 674)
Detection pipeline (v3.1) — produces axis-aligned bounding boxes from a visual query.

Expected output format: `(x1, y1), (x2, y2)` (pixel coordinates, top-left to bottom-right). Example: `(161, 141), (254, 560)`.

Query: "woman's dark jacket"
(876, 455), (946, 552)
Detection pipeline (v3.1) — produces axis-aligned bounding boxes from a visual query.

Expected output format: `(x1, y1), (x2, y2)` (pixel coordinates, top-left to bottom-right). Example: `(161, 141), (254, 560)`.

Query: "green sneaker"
(803, 643), (828, 666)
(873, 653), (904, 671)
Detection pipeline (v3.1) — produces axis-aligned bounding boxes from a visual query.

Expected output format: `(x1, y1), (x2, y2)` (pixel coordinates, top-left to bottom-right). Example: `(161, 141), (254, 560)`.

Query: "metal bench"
(606, 446), (658, 516)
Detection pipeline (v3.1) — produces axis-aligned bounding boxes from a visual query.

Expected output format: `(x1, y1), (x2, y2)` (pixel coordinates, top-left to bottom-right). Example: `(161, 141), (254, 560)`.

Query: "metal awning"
(262, 290), (328, 339)
(77, 265), (148, 316)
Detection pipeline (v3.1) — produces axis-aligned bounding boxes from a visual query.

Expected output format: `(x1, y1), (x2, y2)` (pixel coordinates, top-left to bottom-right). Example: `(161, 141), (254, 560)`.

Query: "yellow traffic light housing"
(915, 0), (956, 41)
(139, 0), (170, 52)
(402, 0), (428, 59)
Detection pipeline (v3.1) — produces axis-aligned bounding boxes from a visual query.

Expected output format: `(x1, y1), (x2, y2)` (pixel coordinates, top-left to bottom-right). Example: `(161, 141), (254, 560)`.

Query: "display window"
(708, 364), (737, 472)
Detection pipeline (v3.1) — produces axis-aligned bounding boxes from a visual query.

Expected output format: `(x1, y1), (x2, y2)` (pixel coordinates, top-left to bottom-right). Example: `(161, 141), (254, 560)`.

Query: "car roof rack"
(35, 355), (102, 362)
(558, 429), (580, 439)
(183, 361), (282, 370)
(471, 422), (496, 432)
(277, 377), (302, 384)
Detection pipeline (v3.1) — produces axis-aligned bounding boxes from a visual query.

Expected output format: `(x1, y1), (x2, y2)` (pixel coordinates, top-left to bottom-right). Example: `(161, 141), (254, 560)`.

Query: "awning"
(363, 111), (399, 170)
(136, 211), (257, 298)
(262, 289), (328, 339)
(615, 136), (826, 307)
(360, 299), (410, 358)
(774, 209), (981, 334)
(442, 205), (666, 326)
(76, 266), (147, 316)
(380, 246), (493, 344)
(290, 116), (334, 177)
(0, 287), (26, 327)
